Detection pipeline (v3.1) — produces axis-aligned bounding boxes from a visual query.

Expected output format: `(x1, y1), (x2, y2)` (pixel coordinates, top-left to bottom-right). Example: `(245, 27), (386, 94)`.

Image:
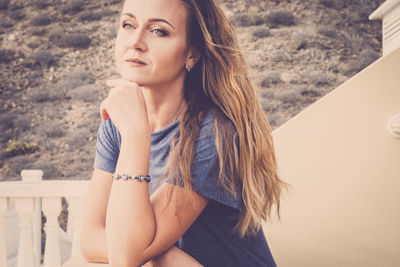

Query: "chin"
(120, 73), (148, 86)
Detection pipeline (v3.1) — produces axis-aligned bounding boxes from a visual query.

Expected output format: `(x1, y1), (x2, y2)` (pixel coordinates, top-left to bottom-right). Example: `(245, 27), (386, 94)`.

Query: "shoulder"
(96, 118), (122, 153)
(99, 118), (121, 140)
(197, 109), (215, 140)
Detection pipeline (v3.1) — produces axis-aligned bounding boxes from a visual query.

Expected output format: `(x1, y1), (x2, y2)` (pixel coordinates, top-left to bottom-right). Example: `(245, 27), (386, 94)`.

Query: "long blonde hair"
(164, 0), (287, 237)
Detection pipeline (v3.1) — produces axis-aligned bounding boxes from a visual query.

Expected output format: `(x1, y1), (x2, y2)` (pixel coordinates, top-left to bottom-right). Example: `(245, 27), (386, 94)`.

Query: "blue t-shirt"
(93, 110), (277, 267)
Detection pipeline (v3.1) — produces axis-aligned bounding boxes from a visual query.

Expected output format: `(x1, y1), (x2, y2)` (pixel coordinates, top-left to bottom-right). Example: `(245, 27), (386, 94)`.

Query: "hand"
(101, 79), (150, 138)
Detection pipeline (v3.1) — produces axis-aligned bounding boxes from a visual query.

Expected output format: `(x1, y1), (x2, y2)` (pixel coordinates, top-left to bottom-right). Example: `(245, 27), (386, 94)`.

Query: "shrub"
(0, 19), (13, 29)
(267, 112), (284, 128)
(27, 41), (39, 49)
(340, 49), (380, 76)
(32, 0), (50, 9)
(9, 3), (23, 10)
(358, 49), (380, 70)
(30, 51), (56, 68)
(317, 26), (337, 38)
(61, 32), (91, 49)
(230, 12), (265, 27)
(0, 0), (9, 10)
(63, 69), (95, 84)
(36, 122), (66, 138)
(0, 113), (15, 131)
(267, 10), (296, 27)
(294, 33), (312, 50)
(48, 128), (65, 138)
(48, 26), (63, 40)
(319, 0), (336, 8)
(31, 14), (53, 26)
(271, 50), (289, 62)
(0, 113), (16, 143)
(4, 141), (39, 158)
(60, 0), (83, 14)
(278, 90), (301, 104)
(30, 27), (46, 36)
(78, 10), (101, 21)
(14, 116), (31, 133)
(307, 70), (335, 86)
(69, 84), (101, 102)
(65, 128), (91, 151)
(253, 26), (270, 38)
(27, 86), (67, 102)
(9, 9), (25, 20)
(260, 71), (282, 87)
(0, 49), (16, 64)
(29, 161), (59, 179)
(98, 8), (116, 17)
(8, 155), (31, 175)
(260, 89), (274, 100)
(298, 87), (322, 98)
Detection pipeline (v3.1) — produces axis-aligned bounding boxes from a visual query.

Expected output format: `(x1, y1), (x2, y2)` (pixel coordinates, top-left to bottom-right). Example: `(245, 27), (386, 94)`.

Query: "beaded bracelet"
(112, 173), (151, 183)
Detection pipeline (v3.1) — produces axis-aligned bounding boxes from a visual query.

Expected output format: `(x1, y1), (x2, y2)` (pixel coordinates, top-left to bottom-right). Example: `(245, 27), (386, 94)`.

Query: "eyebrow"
(121, 12), (175, 29)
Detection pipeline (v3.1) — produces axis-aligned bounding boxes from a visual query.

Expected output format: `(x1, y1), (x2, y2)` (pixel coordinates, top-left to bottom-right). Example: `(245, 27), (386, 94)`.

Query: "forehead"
(122, 0), (188, 27)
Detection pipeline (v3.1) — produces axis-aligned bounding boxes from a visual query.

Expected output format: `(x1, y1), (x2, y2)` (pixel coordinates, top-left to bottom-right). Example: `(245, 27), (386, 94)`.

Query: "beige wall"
(264, 47), (400, 266)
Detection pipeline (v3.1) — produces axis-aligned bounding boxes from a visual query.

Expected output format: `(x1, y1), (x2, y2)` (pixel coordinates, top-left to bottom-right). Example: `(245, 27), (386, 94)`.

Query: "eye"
(151, 28), (167, 37)
(122, 23), (135, 30)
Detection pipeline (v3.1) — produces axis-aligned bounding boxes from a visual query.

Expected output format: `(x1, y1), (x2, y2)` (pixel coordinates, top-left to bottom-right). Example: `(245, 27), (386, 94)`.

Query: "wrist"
(120, 126), (151, 141)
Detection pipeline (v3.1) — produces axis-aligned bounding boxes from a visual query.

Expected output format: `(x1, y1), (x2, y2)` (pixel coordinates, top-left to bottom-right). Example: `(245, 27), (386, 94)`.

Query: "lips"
(125, 58), (146, 65)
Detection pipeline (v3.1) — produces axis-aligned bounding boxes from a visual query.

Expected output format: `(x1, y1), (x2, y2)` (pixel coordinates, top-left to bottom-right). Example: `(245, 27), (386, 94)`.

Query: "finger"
(108, 87), (116, 97)
(99, 99), (110, 121)
(106, 79), (119, 87)
(101, 109), (109, 121)
(107, 79), (139, 89)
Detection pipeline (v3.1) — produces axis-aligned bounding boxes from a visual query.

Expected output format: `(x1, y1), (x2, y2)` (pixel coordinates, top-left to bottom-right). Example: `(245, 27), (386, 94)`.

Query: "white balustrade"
(15, 197), (35, 267)
(42, 197), (62, 267)
(0, 170), (91, 267)
(0, 197), (8, 267)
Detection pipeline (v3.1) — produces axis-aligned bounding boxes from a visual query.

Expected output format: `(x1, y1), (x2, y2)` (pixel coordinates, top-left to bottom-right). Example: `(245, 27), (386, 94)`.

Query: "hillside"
(1, 0), (383, 182)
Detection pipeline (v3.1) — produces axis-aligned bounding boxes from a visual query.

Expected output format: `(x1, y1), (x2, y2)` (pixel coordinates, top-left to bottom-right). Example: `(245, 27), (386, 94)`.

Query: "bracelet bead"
(112, 173), (151, 182)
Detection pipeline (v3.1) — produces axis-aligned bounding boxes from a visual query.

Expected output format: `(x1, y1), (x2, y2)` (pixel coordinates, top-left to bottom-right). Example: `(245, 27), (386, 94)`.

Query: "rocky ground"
(0, 0), (384, 261)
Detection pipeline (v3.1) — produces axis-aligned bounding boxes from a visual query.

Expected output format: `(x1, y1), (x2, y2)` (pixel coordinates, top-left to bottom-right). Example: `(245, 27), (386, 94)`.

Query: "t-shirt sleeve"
(93, 119), (121, 174)
(190, 115), (242, 210)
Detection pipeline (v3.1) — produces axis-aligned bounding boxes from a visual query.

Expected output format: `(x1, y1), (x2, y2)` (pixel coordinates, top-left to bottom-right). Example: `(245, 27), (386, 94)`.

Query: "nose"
(129, 27), (147, 52)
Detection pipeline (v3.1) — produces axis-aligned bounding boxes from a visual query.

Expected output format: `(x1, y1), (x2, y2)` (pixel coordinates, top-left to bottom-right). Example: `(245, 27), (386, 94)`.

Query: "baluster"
(0, 197), (8, 267)
(42, 197), (61, 267)
(15, 197), (35, 267)
(21, 169), (43, 267)
(66, 197), (84, 257)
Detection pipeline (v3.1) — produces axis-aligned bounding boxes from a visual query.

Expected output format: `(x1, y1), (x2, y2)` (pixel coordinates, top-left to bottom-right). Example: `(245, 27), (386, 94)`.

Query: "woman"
(80, 0), (286, 266)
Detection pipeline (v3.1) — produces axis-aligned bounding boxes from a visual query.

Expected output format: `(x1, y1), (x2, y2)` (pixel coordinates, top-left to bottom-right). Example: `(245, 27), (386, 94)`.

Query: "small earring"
(186, 65), (192, 72)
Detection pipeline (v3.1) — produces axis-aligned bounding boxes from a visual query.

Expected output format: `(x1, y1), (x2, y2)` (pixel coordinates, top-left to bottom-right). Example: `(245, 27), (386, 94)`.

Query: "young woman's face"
(115, 0), (190, 87)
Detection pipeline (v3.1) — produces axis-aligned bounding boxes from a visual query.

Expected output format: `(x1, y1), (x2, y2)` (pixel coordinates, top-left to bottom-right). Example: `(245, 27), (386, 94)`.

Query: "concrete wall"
(264, 47), (400, 266)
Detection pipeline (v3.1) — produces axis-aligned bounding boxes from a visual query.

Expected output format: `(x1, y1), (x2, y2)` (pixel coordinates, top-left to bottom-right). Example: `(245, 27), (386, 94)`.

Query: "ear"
(186, 46), (201, 69)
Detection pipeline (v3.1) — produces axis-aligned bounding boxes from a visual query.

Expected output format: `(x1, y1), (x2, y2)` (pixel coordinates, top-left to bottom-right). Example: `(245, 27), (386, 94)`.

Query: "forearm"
(81, 226), (109, 263)
(106, 133), (155, 266)
(152, 246), (204, 267)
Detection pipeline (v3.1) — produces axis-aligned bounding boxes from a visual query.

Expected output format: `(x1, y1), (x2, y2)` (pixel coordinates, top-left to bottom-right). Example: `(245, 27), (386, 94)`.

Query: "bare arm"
(107, 137), (208, 266)
(82, 79), (208, 266)
(81, 169), (206, 266)
(80, 169), (112, 263)
(152, 246), (204, 267)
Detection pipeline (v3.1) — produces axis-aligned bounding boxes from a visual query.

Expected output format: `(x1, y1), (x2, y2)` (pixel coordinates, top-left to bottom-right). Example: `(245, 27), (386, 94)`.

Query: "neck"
(141, 80), (186, 133)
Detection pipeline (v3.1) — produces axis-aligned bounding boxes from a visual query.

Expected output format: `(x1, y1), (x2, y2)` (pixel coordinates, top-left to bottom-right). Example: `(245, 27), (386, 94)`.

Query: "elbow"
(80, 230), (103, 263)
(80, 235), (94, 263)
(108, 237), (153, 267)
(108, 249), (146, 267)
(106, 227), (155, 266)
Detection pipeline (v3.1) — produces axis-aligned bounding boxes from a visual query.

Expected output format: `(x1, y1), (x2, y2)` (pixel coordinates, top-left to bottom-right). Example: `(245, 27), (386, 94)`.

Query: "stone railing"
(0, 170), (104, 267)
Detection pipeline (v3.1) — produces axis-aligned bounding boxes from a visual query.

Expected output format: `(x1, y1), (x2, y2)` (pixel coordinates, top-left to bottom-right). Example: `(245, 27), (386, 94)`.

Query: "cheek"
(114, 37), (124, 72)
(153, 41), (188, 69)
